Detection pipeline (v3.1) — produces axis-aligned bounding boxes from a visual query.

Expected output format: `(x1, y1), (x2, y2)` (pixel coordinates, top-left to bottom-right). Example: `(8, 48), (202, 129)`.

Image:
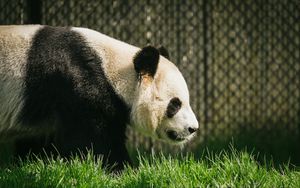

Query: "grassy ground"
(0, 148), (299, 188)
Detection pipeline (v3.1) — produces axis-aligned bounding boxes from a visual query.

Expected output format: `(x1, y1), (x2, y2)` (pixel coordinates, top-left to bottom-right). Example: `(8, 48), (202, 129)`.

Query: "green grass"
(0, 148), (300, 188)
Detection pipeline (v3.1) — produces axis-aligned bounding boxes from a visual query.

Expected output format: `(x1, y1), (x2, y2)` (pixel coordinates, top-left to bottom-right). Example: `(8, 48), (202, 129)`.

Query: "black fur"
(17, 26), (131, 170)
(158, 46), (170, 60)
(166, 97), (182, 118)
(133, 46), (159, 78)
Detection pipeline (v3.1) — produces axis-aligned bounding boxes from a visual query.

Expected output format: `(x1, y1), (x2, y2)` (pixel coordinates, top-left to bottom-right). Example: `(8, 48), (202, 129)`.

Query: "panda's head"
(130, 46), (199, 144)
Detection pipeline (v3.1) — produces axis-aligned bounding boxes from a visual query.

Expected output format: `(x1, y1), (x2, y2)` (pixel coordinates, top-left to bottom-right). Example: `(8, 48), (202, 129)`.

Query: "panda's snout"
(186, 119), (199, 134)
(185, 110), (199, 135)
(162, 106), (199, 143)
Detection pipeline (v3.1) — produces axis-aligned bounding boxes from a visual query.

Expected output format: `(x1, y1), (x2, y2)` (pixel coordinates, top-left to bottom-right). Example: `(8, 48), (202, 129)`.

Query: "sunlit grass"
(0, 148), (299, 188)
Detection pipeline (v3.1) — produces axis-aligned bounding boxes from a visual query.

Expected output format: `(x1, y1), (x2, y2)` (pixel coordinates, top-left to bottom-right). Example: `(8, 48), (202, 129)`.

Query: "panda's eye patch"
(166, 97), (182, 118)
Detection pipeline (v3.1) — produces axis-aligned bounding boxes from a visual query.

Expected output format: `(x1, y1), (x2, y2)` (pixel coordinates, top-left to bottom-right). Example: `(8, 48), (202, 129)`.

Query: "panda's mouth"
(166, 130), (186, 142)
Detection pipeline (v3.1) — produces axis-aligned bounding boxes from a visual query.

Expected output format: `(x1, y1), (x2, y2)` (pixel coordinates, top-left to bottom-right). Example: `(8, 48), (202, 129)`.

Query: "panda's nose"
(188, 127), (198, 134)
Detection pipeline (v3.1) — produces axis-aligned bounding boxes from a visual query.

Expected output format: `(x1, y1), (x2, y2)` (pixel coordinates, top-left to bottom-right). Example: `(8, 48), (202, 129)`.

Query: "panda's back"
(0, 25), (129, 139)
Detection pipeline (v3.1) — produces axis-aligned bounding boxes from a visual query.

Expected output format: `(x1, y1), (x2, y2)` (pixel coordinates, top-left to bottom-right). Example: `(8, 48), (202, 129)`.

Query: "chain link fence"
(1, 0), (300, 161)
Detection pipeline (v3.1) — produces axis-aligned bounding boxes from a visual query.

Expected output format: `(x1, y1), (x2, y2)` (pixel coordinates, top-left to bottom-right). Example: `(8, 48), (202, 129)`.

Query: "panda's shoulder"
(27, 26), (97, 61)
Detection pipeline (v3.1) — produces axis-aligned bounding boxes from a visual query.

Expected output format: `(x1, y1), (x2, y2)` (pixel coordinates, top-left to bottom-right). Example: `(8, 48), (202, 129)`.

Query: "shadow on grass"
(0, 142), (14, 167)
(193, 124), (300, 169)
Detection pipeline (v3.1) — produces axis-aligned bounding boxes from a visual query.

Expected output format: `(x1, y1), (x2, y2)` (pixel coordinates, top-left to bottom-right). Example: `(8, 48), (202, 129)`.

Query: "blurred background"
(0, 0), (299, 166)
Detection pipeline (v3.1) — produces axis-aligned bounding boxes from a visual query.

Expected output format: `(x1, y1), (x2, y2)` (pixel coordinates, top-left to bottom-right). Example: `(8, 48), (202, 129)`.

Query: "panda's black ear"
(133, 46), (159, 78)
(158, 46), (170, 60)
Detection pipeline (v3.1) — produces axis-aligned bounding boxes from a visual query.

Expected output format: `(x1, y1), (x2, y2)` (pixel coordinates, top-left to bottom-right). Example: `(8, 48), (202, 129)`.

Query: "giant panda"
(0, 25), (199, 170)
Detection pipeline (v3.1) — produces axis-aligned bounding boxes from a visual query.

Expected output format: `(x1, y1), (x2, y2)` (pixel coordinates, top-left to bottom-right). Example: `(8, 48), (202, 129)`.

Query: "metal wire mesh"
(0, 0), (299, 154)
(0, 0), (26, 24)
(205, 0), (300, 137)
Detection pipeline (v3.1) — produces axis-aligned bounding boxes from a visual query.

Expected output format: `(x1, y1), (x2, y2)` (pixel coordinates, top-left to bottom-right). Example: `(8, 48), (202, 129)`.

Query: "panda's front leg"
(106, 142), (132, 171)
(55, 120), (132, 171)
(92, 123), (133, 171)
(54, 124), (95, 157)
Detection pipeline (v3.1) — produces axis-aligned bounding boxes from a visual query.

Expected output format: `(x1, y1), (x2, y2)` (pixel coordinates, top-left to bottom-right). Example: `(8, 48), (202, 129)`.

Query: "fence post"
(202, 0), (208, 141)
(25, 0), (42, 24)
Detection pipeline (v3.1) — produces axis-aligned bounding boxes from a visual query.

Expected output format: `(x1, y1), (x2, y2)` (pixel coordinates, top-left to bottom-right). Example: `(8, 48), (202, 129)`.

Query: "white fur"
(0, 25), (42, 139)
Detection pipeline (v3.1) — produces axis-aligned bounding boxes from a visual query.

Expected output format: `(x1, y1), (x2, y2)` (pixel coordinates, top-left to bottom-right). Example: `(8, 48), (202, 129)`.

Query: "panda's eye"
(166, 97), (182, 118)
